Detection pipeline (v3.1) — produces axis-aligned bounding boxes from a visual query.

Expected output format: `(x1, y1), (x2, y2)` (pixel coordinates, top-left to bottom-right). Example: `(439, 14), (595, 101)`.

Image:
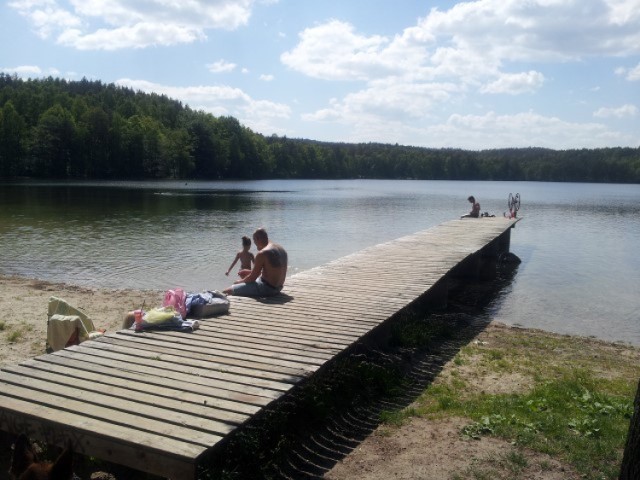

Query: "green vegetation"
(1, 74), (639, 182)
(6, 329), (22, 343)
(411, 331), (640, 480)
(4, 321), (33, 343)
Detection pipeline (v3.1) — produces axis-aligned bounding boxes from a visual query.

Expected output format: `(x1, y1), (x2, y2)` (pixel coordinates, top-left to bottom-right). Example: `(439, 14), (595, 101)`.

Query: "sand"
(0, 275), (164, 369)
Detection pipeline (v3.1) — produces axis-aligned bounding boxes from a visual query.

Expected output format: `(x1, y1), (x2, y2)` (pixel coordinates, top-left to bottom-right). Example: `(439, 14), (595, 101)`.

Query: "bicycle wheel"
(508, 192), (514, 210)
(515, 193), (521, 210)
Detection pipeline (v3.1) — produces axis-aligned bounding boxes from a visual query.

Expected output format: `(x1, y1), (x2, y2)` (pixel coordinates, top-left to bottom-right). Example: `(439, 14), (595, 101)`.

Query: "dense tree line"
(1, 74), (638, 182)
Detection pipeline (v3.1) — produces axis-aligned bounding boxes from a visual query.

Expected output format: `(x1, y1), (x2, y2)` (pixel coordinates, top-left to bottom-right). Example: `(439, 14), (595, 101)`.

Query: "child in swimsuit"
(225, 236), (255, 279)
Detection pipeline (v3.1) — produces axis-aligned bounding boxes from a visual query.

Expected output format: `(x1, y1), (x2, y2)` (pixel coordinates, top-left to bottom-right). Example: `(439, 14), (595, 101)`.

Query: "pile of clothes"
(129, 289), (229, 333)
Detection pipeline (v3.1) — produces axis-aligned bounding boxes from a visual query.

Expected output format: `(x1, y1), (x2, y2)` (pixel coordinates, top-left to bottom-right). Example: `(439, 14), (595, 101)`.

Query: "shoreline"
(1, 273), (637, 369)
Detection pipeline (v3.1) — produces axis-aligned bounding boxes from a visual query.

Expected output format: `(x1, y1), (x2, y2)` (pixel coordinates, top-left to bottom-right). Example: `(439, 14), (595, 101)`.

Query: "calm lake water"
(1, 180), (639, 346)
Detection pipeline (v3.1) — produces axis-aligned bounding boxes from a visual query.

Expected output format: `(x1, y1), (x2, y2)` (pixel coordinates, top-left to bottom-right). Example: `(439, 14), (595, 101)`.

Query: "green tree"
(29, 104), (77, 177)
(0, 101), (27, 176)
(78, 106), (111, 178)
(162, 127), (194, 178)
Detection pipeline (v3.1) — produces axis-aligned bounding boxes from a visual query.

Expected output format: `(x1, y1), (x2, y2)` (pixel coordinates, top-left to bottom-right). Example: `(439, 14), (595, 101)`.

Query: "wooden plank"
(2, 364), (251, 426)
(0, 394), (201, 480)
(226, 299), (389, 325)
(225, 295), (385, 326)
(164, 326), (343, 355)
(223, 302), (386, 331)
(200, 316), (364, 343)
(30, 354), (272, 408)
(6, 359), (261, 415)
(62, 344), (296, 394)
(42, 348), (286, 402)
(0, 371), (236, 438)
(0, 377), (223, 447)
(166, 324), (347, 351)
(86, 336), (317, 377)
(109, 329), (331, 366)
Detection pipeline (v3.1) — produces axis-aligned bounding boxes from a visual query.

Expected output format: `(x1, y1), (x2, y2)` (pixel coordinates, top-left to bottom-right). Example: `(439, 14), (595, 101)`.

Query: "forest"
(0, 73), (638, 183)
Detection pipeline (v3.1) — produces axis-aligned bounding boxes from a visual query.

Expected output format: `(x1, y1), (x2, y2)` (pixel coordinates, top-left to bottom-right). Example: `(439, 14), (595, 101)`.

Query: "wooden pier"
(0, 217), (519, 479)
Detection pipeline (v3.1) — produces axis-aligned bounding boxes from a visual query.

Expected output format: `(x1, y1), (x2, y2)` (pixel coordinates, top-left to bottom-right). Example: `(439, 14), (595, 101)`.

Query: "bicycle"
(506, 192), (521, 218)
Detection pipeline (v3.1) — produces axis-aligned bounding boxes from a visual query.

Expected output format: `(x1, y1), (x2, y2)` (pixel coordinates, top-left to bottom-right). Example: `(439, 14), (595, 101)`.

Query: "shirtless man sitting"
(461, 195), (481, 218)
(223, 228), (288, 297)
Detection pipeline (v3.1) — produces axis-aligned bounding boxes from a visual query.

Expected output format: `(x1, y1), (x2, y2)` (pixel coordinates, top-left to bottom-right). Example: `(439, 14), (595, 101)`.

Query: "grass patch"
(420, 329), (639, 480)
(0, 320), (5, 331)
(6, 329), (22, 343)
(379, 407), (418, 427)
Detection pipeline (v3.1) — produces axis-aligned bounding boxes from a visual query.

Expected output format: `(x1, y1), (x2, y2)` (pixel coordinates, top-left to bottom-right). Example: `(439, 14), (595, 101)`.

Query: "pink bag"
(162, 288), (187, 318)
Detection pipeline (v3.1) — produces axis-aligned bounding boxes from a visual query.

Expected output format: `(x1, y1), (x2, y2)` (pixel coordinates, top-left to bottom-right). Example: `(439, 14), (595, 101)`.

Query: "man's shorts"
(231, 277), (282, 297)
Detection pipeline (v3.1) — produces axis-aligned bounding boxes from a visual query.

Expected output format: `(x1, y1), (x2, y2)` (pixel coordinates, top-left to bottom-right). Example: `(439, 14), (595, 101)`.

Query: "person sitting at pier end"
(461, 195), (480, 218)
(223, 228), (288, 297)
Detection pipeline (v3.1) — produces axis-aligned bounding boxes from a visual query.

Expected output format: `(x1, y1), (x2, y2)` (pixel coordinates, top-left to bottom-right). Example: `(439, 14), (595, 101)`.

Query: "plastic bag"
(162, 288), (187, 318)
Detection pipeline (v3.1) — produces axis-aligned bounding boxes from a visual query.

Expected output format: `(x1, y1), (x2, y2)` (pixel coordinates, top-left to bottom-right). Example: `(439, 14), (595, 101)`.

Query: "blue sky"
(1, 0), (639, 150)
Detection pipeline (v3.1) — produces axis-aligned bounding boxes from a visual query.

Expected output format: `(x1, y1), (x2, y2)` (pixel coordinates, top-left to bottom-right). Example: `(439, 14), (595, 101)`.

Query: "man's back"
(260, 242), (287, 288)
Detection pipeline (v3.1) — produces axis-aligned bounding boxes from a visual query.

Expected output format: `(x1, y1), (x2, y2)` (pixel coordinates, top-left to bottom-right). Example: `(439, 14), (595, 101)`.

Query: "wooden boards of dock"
(0, 217), (520, 479)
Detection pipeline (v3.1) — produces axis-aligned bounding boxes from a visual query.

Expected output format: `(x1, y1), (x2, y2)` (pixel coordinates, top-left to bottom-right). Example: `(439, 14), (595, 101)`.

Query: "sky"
(1, 0), (639, 150)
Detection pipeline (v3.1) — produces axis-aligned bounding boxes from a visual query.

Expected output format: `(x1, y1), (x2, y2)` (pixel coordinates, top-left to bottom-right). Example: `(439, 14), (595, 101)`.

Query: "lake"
(1, 179), (639, 346)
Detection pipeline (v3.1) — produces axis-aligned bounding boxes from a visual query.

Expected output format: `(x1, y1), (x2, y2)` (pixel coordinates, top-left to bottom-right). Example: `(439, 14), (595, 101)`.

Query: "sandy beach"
(0, 275), (164, 369)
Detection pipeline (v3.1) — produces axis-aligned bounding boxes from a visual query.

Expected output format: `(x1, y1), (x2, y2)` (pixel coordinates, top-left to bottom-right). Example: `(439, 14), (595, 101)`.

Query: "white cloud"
(616, 62), (640, 81)
(281, 20), (393, 81)
(207, 60), (237, 74)
(0, 65), (68, 78)
(302, 108), (630, 150)
(58, 23), (204, 50)
(9, 0), (82, 39)
(0, 65), (42, 75)
(593, 104), (638, 118)
(628, 63), (640, 81)
(10, 0), (259, 49)
(259, 74), (274, 81)
(420, 0), (640, 60)
(480, 71), (545, 94)
(304, 79), (462, 123)
(283, 0), (640, 88)
(434, 111), (627, 149)
(115, 78), (291, 132)
(288, 1), (639, 148)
